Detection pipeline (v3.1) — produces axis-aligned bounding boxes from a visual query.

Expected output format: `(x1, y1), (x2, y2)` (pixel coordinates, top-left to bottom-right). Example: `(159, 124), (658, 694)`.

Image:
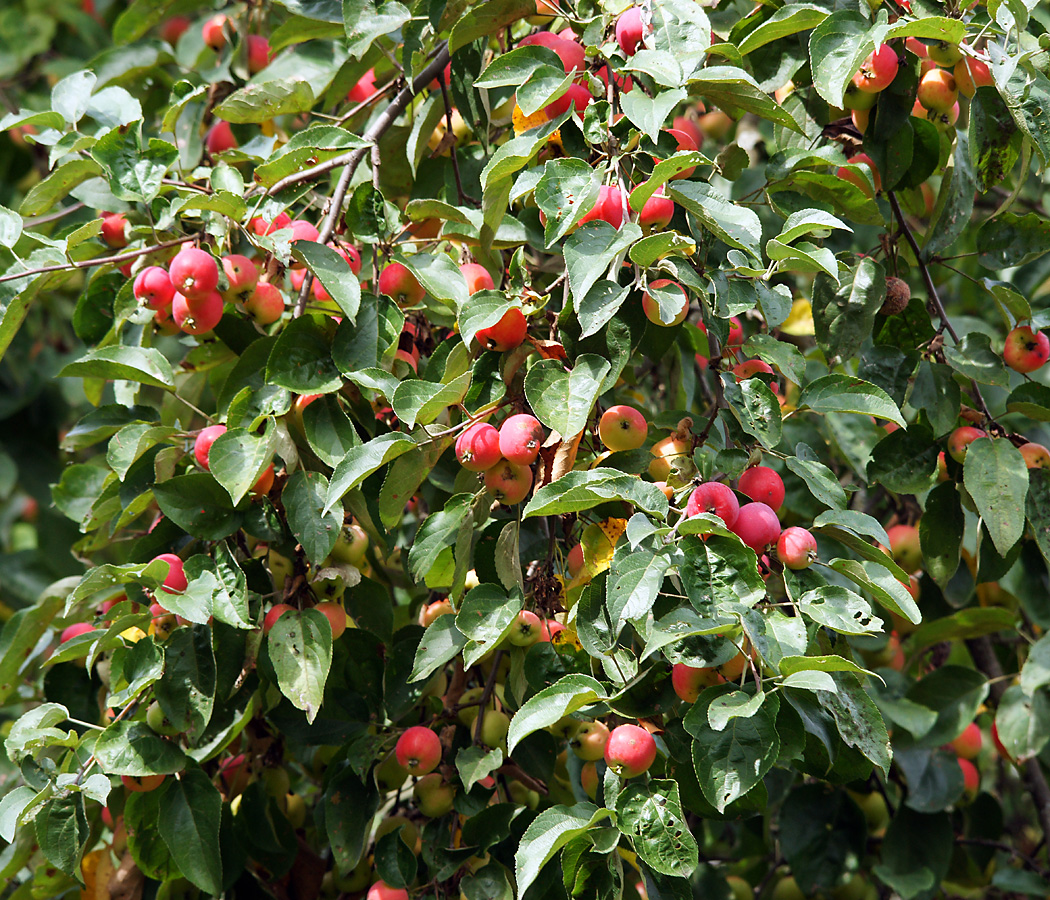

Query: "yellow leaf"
(780, 297), (814, 336)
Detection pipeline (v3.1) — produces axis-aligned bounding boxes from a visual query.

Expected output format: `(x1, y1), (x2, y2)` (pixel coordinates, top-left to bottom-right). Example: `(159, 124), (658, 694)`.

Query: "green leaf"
(799, 373), (904, 426)
(737, 4), (828, 54)
(93, 721), (188, 775)
(910, 362), (961, 438)
(266, 315), (342, 394)
(514, 803), (612, 898)
(5, 703), (76, 762)
(456, 746), (504, 792)
(808, 11), (875, 109)
(785, 448), (848, 510)
(818, 672), (892, 773)
(91, 124), (177, 203)
(51, 69), (96, 126)
(721, 376), (782, 450)
(687, 67), (804, 135)
(779, 655), (874, 678)
(779, 783), (866, 893)
(154, 626), (216, 742)
(872, 808), (952, 900)
(534, 158), (603, 247)
(620, 87), (687, 143)
(904, 607), (1016, 654)
(284, 470), (342, 565)
(617, 780), (698, 877)
(563, 221), (642, 306)
(919, 482), (963, 588)
(904, 665), (989, 750)
(215, 79), (315, 123)
(1005, 382), (1050, 422)
(507, 674), (607, 754)
(20, 159), (103, 216)
(679, 535), (766, 616)
(828, 558), (920, 625)
(157, 766), (223, 896)
(1021, 634), (1050, 696)
(58, 345), (175, 389)
(867, 425), (940, 495)
(943, 332), (1010, 387)
(456, 584), (522, 667)
(325, 433), (418, 514)
(963, 437), (1028, 558)
(391, 373), (471, 429)
(209, 423), (276, 506)
(708, 689), (768, 729)
(448, 0), (533, 53)
(35, 794), (87, 877)
(523, 468), (669, 519)
(996, 683), (1050, 763)
(797, 585), (882, 635)
(291, 240), (361, 322)
(810, 257), (887, 364)
(669, 180), (762, 260)
(267, 608), (333, 723)
(398, 252), (469, 310)
(325, 766), (380, 875)
(458, 290), (515, 350)
(1028, 469), (1050, 568)
(410, 615), (467, 683)
(524, 355), (610, 438)
(607, 547), (674, 637)
(153, 474), (242, 541)
(685, 685), (779, 812)
(113, 0), (181, 43)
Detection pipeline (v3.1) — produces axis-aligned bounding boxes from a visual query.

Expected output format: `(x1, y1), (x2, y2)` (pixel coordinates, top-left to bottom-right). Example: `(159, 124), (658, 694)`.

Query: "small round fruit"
(733, 359), (774, 381)
(60, 622), (94, 644)
(101, 212), (129, 248)
(169, 247), (219, 300)
(566, 542), (585, 578)
(193, 424), (227, 471)
(221, 254), (258, 300)
(1019, 442), (1050, 469)
(479, 710), (510, 747)
(484, 459), (534, 505)
(599, 406), (648, 452)
(419, 598), (454, 627)
(852, 43), (899, 93)
(580, 762), (599, 798)
(133, 267), (175, 310)
(639, 189), (674, 233)
(244, 282), (284, 325)
(958, 757), (979, 796)
(928, 40), (963, 66)
(499, 414), (544, 465)
(737, 466), (785, 511)
(642, 279), (688, 326)
(886, 524), (922, 573)
(315, 602), (347, 639)
(507, 609), (543, 647)
(954, 56), (992, 98)
(615, 7), (645, 56)
(455, 422), (502, 472)
(395, 725), (442, 776)
(730, 502), (781, 553)
(476, 307), (527, 352)
(460, 262), (495, 294)
(202, 14), (227, 50)
(917, 68), (959, 113)
(571, 721), (611, 761)
(412, 773), (455, 817)
(206, 121), (237, 154)
(776, 527), (818, 570)
(367, 881), (409, 900)
(146, 700), (179, 736)
(948, 426), (987, 463)
(671, 663), (721, 702)
(153, 553), (187, 594)
(604, 724), (657, 778)
(378, 262), (425, 306)
(686, 482), (740, 527)
(1003, 325), (1049, 374)
(838, 153), (881, 196)
(121, 773), (166, 793)
(172, 291), (224, 334)
(348, 68), (378, 104)
(247, 35), (272, 73)
(951, 722), (982, 760)
(771, 877), (804, 900)
(881, 277), (911, 315)
(264, 603), (294, 633)
(576, 184), (624, 230)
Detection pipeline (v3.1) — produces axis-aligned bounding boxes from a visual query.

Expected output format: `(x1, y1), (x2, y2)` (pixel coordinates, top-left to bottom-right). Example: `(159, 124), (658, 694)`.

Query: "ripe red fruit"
(101, 212), (128, 248)
(544, 82), (593, 119)
(776, 527), (818, 570)
(642, 279), (689, 327)
(221, 254), (258, 300)
(60, 622), (94, 644)
(194, 424), (227, 471)
(1003, 325), (1049, 373)
(455, 422), (502, 472)
(615, 7), (645, 56)
(315, 602), (347, 639)
(247, 35), (272, 73)
(686, 482), (740, 527)
(245, 282), (284, 325)
(202, 14), (227, 51)
(419, 599), (453, 627)
(838, 153), (881, 196)
(159, 16), (190, 44)
(484, 459), (534, 504)
(507, 609), (543, 647)
(733, 359), (774, 381)
(249, 212), (292, 236)
(577, 184), (624, 230)
(948, 426), (987, 463)
(348, 68), (378, 104)
(395, 725), (442, 776)
(476, 307), (527, 352)
(1019, 442), (1050, 469)
(378, 262), (426, 306)
(263, 603), (294, 633)
(133, 266), (175, 310)
(958, 757), (979, 796)
(852, 44), (899, 93)
(671, 663), (721, 702)
(153, 553), (187, 594)
(499, 414), (544, 464)
(566, 543), (585, 578)
(121, 774), (166, 793)
(205, 121), (237, 154)
(540, 620), (565, 641)
(169, 248), (219, 300)
(517, 32), (584, 74)
(599, 406), (648, 452)
(886, 524), (922, 573)
(917, 68), (959, 113)
(954, 56), (992, 98)
(665, 128), (700, 179)
(367, 882), (409, 900)
(951, 722), (982, 760)
(172, 290), (224, 335)
(731, 502), (781, 553)
(251, 463), (275, 496)
(460, 262), (495, 294)
(639, 189), (674, 233)
(604, 724), (657, 778)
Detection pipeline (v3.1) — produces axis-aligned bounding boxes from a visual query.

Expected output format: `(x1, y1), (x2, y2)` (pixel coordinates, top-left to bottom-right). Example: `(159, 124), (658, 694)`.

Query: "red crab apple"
(264, 603), (294, 633)
(886, 524), (922, 573)
(917, 68), (959, 113)
(221, 254), (258, 300)
(1020, 442), (1050, 469)
(251, 463), (274, 496)
(958, 757), (979, 796)
(247, 35), (272, 73)
(121, 774), (166, 793)
(615, 7), (645, 56)
(671, 663), (722, 702)
(476, 307), (527, 352)
(1003, 325), (1049, 373)
(160, 16), (190, 44)
(289, 219), (320, 244)
(643, 279), (689, 326)
(244, 282), (284, 325)
(173, 290), (223, 334)
(378, 262), (425, 306)
(599, 406), (648, 451)
(639, 189), (674, 233)
(576, 184), (624, 230)
(852, 43), (899, 93)
(348, 68), (378, 104)
(101, 212), (128, 248)
(776, 527), (817, 570)
(517, 32), (584, 74)
(419, 598), (453, 627)
(948, 426), (987, 463)
(954, 56), (993, 98)
(731, 502), (781, 553)
(499, 414), (544, 465)
(249, 212), (291, 236)
(951, 722), (982, 760)
(314, 602), (347, 639)
(206, 121), (237, 154)
(484, 459), (533, 504)
(540, 620), (565, 641)
(460, 262), (495, 294)
(169, 247), (219, 300)
(686, 482), (740, 527)
(838, 154), (881, 196)
(153, 553), (187, 594)
(544, 82), (592, 119)
(507, 609), (543, 647)
(456, 422), (502, 471)
(566, 543), (585, 578)
(665, 128), (700, 179)
(733, 359), (774, 381)
(60, 622), (94, 644)
(133, 266), (175, 310)
(396, 726), (441, 776)
(604, 724), (657, 778)
(367, 883), (409, 900)
(737, 466), (785, 511)
(571, 721), (611, 760)
(194, 424), (227, 471)
(202, 14), (227, 51)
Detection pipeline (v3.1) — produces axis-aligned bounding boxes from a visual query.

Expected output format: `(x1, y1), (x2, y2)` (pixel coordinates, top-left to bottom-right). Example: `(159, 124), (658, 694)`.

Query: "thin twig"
(0, 236), (195, 285)
(439, 78), (472, 206)
(24, 202), (86, 227)
(472, 649), (504, 746)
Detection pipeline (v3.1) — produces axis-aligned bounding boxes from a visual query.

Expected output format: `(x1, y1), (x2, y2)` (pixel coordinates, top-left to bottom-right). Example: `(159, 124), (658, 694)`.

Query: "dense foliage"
(2, 0), (1050, 898)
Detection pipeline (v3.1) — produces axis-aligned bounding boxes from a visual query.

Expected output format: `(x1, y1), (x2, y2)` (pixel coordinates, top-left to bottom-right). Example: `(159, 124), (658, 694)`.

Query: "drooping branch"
(0, 236), (196, 285)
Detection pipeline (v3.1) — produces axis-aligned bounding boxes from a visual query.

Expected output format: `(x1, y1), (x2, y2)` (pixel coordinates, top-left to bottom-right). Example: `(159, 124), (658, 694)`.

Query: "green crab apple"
(928, 40), (963, 66)
(412, 774), (455, 817)
(598, 405), (648, 451)
(330, 522), (368, 567)
(604, 724), (657, 778)
(146, 701), (180, 736)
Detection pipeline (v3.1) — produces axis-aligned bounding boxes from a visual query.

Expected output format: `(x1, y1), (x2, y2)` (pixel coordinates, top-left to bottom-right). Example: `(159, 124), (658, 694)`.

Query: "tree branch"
(0, 236), (195, 285)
